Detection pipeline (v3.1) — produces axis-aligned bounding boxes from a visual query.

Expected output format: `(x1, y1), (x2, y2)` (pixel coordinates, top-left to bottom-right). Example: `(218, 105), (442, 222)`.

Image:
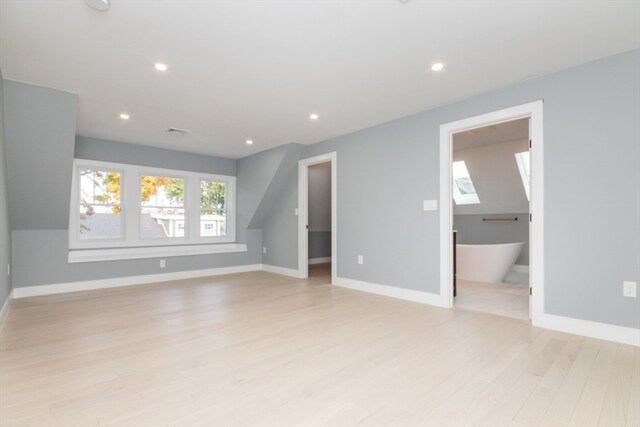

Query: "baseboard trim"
(261, 264), (304, 278)
(0, 289), (13, 332)
(308, 257), (331, 265)
(534, 313), (639, 346)
(334, 276), (446, 308)
(12, 264), (263, 298)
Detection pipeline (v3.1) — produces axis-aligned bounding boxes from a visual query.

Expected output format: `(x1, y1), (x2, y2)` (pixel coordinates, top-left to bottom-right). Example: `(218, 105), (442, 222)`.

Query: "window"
(70, 160), (236, 251)
(452, 160), (480, 205)
(200, 180), (226, 237)
(515, 151), (530, 201)
(140, 176), (186, 239)
(78, 169), (122, 240)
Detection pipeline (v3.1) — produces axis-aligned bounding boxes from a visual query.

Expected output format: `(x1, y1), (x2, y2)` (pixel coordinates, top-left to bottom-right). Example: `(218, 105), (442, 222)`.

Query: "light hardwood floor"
(455, 279), (529, 320)
(0, 264), (638, 427)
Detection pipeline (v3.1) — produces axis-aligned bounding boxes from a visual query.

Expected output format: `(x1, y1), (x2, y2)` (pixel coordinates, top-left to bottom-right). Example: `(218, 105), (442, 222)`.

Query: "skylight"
(452, 160), (480, 205)
(515, 151), (530, 201)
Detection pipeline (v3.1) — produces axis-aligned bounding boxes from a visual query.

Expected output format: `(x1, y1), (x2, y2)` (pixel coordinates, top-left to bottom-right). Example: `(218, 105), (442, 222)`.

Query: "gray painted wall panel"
(0, 72), (11, 307)
(267, 49), (640, 329)
(308, 162), (331, 232)
(454, 214), (529, 265)
(12, 229), (262, 287)
(75, 137), (236, 176)
(262, 165), (298, 269)
(309, 231), (331, 259)
(4, 80), (78, 230)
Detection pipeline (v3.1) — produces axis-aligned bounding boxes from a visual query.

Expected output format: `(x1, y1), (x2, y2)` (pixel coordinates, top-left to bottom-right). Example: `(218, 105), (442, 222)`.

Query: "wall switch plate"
(358, 255), (364, 265)
(423, 200), (438, 211)
(263, 246), (267, 254)
(294, 208), (299, 216)
(7, 264), (10, 276)
(623, 281), (637, 298)
(159, 259), (166, 268)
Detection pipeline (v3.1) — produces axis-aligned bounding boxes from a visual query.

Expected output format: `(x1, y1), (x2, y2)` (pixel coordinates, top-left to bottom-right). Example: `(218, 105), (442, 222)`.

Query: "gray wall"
(76, 137), (236, 176)
(264, 49), (640, 329)
(4, 80), (78, 230)
(454, 214), (529, 265)
(308, 162), (331, 259)
(0, 70), (11, 308)
(309, 232), (331, 259)
(453, 139), (529, 215)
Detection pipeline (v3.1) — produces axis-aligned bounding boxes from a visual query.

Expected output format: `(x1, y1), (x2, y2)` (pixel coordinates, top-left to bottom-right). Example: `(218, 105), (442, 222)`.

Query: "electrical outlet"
(623, 281), (637, 298)
(358, 255), (364, 265)
(159, 259), (166, 268)
(263, 246), (267, 254)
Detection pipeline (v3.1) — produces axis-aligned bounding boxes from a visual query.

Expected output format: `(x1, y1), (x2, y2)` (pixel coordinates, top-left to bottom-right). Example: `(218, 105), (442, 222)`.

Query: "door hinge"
(529, 139), (532, 149)
(529, 287), (532, 296)
(529, 213), (532, 222)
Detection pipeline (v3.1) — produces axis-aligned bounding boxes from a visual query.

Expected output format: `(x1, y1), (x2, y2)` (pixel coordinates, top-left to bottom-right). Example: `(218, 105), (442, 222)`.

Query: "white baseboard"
(308, 257), (331, 265)
(261, 264), (304, 278)
(534, 313), (639, 347)
(0, 289), (13, 332)
(511, 264), (530, 273)
(334, 276), (446, 308)
(12, 264), (263, 298)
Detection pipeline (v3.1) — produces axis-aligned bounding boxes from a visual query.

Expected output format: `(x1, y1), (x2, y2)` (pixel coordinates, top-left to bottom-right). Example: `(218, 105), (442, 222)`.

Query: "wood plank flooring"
(0, 264), (638, 427)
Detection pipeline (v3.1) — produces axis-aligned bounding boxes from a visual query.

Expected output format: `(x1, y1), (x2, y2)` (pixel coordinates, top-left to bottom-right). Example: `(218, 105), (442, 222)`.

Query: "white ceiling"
(1, 1), (638, 159)
(453, 118), (529, 151)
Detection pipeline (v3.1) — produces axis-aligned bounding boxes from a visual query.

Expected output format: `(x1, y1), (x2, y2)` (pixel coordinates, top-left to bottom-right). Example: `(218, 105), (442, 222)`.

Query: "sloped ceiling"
(453, 138), (529, 215)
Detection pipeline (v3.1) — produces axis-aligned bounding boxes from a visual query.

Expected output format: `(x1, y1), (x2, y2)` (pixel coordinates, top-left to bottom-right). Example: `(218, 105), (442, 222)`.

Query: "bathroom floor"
(455, 278), (529, 320)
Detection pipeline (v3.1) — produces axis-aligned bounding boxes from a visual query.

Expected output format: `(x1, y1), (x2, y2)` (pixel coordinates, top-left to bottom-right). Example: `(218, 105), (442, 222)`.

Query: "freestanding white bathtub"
(456, 242), (525, 283)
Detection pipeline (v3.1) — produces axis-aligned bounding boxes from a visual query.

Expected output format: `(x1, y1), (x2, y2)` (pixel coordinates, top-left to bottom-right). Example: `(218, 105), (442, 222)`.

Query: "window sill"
(68, 243), (248, 263)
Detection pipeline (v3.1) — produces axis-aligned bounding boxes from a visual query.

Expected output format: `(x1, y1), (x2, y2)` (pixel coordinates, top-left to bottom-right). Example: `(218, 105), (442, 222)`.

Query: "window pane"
(515, 151), (530, 201)
(452, 161), (480, 205)
(79, 169), (122, 239)
(140, 208), (186, 238)
(140, 176), (186, 238)
(141, 176), (184, 207)
(200, 180), (226, 237)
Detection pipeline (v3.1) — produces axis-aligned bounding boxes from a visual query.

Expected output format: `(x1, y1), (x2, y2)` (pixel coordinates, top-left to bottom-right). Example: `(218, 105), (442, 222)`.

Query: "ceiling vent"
(167, 127), (190, 135)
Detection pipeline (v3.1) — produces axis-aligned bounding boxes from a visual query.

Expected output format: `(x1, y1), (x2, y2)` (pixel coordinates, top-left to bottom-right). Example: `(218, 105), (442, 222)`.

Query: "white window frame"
(515, 151), (531, 201)
(69, 159), (237, 252)
(451, 160), (480, 205)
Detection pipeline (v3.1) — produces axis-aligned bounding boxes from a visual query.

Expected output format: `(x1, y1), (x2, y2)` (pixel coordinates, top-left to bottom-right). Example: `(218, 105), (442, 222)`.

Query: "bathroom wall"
(453, 139), (530, 265)
(308, 162), (331, 260)
(454, 214), (529, 265)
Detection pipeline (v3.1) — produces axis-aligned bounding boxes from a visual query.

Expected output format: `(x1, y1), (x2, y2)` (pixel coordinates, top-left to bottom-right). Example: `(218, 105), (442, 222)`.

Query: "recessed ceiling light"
(154, 63), (168, 72)
(84, 0), (109, 11)
(431, 62), (445, 71)
(246, 140), (254, 145)
(309, 113), (319, 120)
(119, 113), (130, 120)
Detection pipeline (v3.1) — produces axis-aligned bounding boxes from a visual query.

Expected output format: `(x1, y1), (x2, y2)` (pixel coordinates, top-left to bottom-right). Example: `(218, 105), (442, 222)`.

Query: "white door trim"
(439, 100), (544, 324)
(298, 152), (337, 284)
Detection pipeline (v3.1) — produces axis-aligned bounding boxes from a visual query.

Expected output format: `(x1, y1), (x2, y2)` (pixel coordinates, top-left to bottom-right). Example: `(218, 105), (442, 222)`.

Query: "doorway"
(439, 101), (544, 323)
(297, 152), (337, 283)
(451, 118), (530, 319)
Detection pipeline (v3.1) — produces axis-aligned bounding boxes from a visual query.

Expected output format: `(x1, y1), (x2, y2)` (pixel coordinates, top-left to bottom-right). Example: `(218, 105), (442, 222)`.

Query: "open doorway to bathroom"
(451, 118), (530, 320)
(439, 101), (544, 323)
